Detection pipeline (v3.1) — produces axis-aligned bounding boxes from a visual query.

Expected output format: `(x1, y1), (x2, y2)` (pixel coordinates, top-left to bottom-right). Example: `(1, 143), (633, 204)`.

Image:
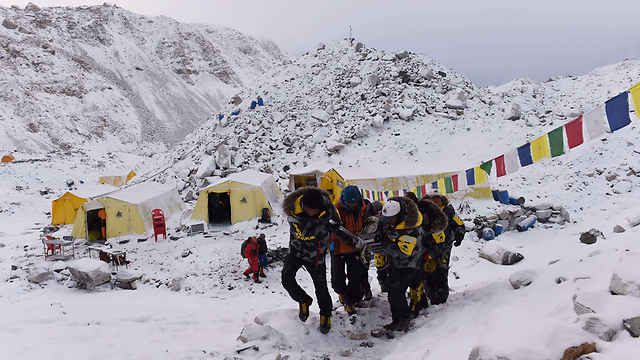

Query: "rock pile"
(471, 201), (570, 237)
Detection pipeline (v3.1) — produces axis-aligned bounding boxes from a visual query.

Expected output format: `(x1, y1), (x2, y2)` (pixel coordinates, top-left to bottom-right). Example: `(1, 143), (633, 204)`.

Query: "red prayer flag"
(451, 174), (459, 192)
(420, 185), (427, 197)
(565, 115), (584, 149)
(495, 155), (507, 177)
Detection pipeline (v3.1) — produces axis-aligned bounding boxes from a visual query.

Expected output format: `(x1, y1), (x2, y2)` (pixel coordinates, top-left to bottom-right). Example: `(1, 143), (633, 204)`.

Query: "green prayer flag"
(480, 160), (493, 176)
(444, 177), (454, 193)
(548, 126), (565, 157)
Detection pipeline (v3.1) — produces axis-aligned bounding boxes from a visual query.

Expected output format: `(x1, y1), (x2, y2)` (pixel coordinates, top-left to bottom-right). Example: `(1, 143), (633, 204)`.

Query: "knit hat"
(341, 185), (361, 203)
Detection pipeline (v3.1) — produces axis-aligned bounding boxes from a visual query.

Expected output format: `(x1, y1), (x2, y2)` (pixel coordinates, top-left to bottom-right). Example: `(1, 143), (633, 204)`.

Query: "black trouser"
(360, 252), (372, 296)
(423, 253), (450, 305)
(330, 251), (363, 305)
(387, 266), (417, 322)
(282, 253), (332, 317)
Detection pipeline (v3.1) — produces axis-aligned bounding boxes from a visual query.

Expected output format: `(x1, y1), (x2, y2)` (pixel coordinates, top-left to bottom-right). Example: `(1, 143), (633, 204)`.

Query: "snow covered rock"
(613, 225), (625, 233)
(609, 252), (640, 297)
(310, 108), (330, 122)
(272, 112), (285, 123)
(468, 306), (595, 360)
(326, 140), (346, 152)
(215, 145), (232, 169)
(479, 241), (524, 265)
(536, 209), (553, 221)
(582, 316), (618, 341)
(381, 53), (395, 61)
(354, 42), (364, 52)
(395, 50), (409, 59)
(419, 68), (434, 79)
(580, 228), (603, 245)
(509, 269), (537, 289)
(238, 323), (288, 348)
(349, 77), (362, 87)
(572, 291), (610, 315)
(196, 155), (217, 179)
(67, 258), (111, 288)
(2, 19), (18, 30)
(27, 266), (53, 284)
(398, 108), (415, 121)
(371, 115), (384, 128)
(504, 103), (522, 120)
(170, 277), (184, 292)
(623, 316), (640, 338)
(313, 128), (330, 143)
(445, 90), (467, 109)
(368, 74), (380, 87)
(613, 181), (632, 194)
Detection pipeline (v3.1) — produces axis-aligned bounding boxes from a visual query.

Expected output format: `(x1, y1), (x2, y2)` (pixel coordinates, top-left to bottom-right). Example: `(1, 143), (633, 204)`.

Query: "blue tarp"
(250, 101), (257, 109)
(605, 92), (631, 132)
(517, 143), (533, 167)
(218, 114), (224, 121)
(231, 110), (240, 116)
(257, 98), (264, 106)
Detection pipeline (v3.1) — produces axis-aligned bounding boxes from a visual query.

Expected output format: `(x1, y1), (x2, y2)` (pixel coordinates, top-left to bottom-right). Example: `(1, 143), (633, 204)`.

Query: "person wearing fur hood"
(376, 196), (425, 332)
(281, 187), (340, 334)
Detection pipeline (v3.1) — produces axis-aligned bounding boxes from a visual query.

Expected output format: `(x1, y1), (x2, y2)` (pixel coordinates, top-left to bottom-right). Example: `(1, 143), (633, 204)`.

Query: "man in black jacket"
(282, 187), (340, 334)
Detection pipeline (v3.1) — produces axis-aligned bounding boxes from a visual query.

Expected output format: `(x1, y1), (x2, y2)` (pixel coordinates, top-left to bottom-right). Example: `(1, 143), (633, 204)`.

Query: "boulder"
(479, 241), (524, 265)
(195, 155), (217, 179)
(398, 108), (414, 121)
(561, 343), (597, 360)
(368, 74), (380, 86)
(613, 225), (625, 233)
(371, 115), (384, 128)
(116, 270), (142, 290)
(509, 269), (537, 289)
(469, 306), (594, 360)
(609, 252), (640, 297)
(272, 112), (285, 123)
(536, 209), (553, 221)
(445, 90), (467, 109)
(326, 140), (346, 152)
(395, 50), (409, 59)
(613, 181), (632, 194)
(170, 277), (183, 292)
(560, 207), (571, 222)
(355, 42), (364, 52)
(349, 77), (362, 87)
(67, 258), (111, 288)
(310, 108), (330, 122)
(623, 316), (640, 338)
(26, 3), (41, 11)
(582, 316), (617, 341)
(504, 103), (522, 120)
(27, 267), (53, 284)
(419, 68), (434, 79)
(238, 323), (288, 349)
(381, 54), (395, 61)
(215, 145), (232, 169)
(2, 19), (18, 30)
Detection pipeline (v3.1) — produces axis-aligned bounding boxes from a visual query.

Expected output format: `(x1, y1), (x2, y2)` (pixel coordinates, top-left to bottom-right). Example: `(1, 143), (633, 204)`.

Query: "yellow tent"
(99, 170), (137, 187)
(51, 184), (118, 225)
(321, 163), (492, 202)
(71, 182), (185, 240)
(288, 162), (335, 192)
(191, 169), (283, 225)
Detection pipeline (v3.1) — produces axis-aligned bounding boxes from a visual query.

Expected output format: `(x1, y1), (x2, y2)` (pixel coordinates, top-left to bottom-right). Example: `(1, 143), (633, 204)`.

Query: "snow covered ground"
(1, 33), (640, 360)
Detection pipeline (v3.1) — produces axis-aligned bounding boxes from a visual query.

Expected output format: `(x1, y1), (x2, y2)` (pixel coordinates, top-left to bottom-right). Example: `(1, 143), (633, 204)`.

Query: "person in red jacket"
(243, 236), (262, 283)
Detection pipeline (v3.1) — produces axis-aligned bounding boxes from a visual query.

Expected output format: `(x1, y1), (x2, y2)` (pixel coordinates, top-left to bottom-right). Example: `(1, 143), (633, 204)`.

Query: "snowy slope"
(0, 3), (289, 152)
(0, 37), (640, 359)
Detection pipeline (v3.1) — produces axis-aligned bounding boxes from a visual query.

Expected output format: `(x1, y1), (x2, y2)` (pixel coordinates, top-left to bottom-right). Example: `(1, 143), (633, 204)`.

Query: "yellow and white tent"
(191, 169), (283, 225)
(51, 184), (118, 225)
(320, 162), (492, 202)
(71, 182), (185, 240)
(288, 162), (335, 192)
(99, 170), (137, 187)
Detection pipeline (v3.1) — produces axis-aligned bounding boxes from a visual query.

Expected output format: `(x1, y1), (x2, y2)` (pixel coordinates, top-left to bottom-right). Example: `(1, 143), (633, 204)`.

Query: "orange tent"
(1, 154), (15, 163)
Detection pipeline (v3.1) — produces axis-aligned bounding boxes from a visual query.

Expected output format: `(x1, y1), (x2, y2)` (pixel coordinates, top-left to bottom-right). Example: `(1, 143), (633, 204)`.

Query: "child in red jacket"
(243, 236), (261, 283)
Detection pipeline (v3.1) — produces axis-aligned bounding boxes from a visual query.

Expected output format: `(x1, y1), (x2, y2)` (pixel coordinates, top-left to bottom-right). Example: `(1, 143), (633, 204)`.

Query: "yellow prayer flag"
(631, 82), (640, 120)
(531, 134), (550, 162)
(437, 179), (445, 192)
(474, 167), (487, 184)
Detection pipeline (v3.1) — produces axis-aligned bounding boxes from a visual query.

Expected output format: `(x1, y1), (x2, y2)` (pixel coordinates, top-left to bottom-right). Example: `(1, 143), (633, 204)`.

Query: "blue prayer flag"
(605, 92), (632, 132)
(517, 143), (533, 167)
(466, 168), (475, 186)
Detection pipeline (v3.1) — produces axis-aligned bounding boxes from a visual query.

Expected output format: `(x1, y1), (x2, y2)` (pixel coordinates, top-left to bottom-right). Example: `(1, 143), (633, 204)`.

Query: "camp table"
(87, 245), (129, 270)
(42, 235), (75, 261)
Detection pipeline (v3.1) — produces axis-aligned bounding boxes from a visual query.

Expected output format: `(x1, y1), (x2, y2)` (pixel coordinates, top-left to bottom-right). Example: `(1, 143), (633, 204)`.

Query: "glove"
(355, 235), (367, 250)
(423, 253), (432, 261)
(454, 239), (463, 247)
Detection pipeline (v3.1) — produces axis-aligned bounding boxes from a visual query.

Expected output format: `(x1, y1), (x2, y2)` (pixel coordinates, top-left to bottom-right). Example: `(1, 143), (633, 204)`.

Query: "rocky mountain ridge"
(0, 3), (288, 153)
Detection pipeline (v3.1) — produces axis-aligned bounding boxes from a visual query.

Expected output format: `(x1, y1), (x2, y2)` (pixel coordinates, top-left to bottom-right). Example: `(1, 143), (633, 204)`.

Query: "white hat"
(427, 188), (443, 198)
(379, 200), (401, 223)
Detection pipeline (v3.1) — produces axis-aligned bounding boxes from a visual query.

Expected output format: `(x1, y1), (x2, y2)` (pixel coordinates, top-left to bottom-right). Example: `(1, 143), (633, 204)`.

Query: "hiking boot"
(243, 272), (250, 279)
(259, 268), (267, 278)
(299, 298), (313, 322)
(319, 315), (331, 334)
(380, 284), (389, 293)
(253, 278), (262, 283)
(363, 288), (373, 301)
(394, 317), (412, 332)
(338, 294), (346, 305)
(411, 297), (428, 318)
(344, 303), (357, 315)
(383, 320), (400, 331)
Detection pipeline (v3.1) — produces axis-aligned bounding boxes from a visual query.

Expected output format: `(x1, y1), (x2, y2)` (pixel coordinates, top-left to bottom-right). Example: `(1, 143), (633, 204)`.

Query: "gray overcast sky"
(4, 0), (640, 85)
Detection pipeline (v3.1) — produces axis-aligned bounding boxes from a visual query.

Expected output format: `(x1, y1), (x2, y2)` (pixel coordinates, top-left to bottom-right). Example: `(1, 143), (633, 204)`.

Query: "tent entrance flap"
(208, 192), (231, 225)
(294, 175), (318, 189)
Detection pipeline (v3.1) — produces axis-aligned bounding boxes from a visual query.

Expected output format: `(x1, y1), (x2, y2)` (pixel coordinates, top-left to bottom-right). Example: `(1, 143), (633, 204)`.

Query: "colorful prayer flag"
(564, 116), (583, 150)
(466, 168), (475, 186)
(431, 181), (438, 189)
(630, 82), (640, 119)
(517, 143), (533, 167)
(505, 150), (520, 174)
(444, 177), (454, 193)
(474, 167), (487, 184)
(495, 155), (506, 177)
(547, 126), (564, 157)
(605, 92), (632, 132)
(437, 179), (445, 192)
(531, 134), (550, 162)
(451, 174), (459, 192)
(584, 105), (606, 139)
(420, 184), (427, 197)
(480, 160), (493, 177)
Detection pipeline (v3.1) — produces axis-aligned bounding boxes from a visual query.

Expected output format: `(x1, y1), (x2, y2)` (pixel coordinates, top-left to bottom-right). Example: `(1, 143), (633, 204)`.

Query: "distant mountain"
(0, 3), (289, 153)
(149, 40), (638, 199)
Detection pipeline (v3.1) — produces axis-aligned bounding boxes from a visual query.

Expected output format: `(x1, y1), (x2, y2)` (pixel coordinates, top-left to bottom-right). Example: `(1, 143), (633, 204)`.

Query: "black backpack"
(258, 208), (271, 223)
(240, 239), (250, 258)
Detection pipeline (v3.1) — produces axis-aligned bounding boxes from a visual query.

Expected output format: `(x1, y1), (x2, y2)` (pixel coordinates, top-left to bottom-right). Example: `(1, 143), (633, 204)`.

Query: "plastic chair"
(151, 209), (166, 242)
